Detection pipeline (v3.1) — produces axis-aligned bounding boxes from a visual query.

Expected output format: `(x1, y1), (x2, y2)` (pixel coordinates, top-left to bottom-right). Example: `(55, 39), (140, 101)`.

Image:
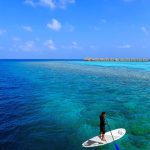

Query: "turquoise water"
(0, 60), (150, 150)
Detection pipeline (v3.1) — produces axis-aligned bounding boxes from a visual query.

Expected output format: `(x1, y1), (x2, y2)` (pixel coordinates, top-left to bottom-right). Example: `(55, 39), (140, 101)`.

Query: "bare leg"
(101, 134), (106, 141)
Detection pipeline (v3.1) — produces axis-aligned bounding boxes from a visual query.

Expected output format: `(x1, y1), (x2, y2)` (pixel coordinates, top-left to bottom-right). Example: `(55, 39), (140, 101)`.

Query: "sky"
(0, 0), (150, 59)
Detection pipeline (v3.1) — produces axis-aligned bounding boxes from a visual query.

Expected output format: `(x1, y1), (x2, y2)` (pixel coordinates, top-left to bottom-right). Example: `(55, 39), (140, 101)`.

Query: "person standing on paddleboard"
(99, 112), (107, 141)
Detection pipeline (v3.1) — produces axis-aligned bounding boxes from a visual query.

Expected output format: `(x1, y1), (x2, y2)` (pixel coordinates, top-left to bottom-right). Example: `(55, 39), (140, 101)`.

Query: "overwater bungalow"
(84, 58), (150, 62)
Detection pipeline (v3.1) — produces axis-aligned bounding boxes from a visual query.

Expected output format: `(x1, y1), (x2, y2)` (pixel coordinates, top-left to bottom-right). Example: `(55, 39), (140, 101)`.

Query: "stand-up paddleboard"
(82, 128), (126, 148)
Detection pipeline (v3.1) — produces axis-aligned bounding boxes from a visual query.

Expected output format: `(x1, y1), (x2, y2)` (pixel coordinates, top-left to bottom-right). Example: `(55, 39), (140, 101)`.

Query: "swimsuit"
(100, 116), (106, 134)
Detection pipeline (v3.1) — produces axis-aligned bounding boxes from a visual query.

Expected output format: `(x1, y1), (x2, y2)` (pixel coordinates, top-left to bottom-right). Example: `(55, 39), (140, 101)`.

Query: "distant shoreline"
(0, 58), (150, 62)
(84, 58), (150, 62)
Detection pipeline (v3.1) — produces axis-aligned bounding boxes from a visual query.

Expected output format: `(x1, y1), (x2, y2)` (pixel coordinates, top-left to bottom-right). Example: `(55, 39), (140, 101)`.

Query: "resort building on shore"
(84, 58), (150, 62)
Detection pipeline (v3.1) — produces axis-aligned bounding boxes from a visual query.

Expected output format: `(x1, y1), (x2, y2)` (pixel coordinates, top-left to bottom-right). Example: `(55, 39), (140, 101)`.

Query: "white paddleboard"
(82, 128), (126, 148)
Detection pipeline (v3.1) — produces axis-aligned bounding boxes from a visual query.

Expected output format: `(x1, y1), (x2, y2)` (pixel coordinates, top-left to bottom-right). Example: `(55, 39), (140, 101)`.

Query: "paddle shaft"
(106, 119), (116, 143)
(106, 119), (120, 150)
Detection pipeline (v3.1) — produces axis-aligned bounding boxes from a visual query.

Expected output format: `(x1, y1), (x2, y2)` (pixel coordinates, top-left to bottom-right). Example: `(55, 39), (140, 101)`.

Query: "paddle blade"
(115, 144), (120, 150)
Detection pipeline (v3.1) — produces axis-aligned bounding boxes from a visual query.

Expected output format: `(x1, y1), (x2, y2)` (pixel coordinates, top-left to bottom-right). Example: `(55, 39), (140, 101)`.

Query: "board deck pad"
(82, 128), (126, 148)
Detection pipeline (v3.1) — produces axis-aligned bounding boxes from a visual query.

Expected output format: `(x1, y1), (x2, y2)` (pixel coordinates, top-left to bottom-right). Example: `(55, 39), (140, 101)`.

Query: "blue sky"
(0, 0), (150, 59)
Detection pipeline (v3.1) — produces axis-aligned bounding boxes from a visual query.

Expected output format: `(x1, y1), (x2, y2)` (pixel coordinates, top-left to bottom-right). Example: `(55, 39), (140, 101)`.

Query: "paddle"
(106, 119), (120, 150)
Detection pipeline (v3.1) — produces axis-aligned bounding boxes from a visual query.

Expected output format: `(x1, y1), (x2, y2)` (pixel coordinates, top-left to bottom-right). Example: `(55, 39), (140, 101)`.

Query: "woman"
(100, 112), (106, 141)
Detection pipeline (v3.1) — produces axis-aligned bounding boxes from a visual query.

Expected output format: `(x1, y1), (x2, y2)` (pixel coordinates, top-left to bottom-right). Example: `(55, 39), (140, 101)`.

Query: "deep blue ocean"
(0, 60), (150, 150)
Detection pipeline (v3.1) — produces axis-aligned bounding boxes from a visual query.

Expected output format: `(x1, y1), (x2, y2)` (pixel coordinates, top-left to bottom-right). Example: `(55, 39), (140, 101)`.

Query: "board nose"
(118, 130), (123, 135)
(118, 129), (126, 136)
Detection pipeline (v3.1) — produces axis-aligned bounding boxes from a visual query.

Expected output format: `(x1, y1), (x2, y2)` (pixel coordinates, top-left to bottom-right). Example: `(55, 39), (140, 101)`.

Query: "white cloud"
(24, 0), (75, 9)
(24, 0), (36, 7)
(0, 29), (7, 35)
(40, 0), (56, 9)
(59, 0), (75, 8)
(65, 24), (75, 32)
(118, 44), (131, 49)
(47, 19), (62, 31)
(12, 38), (36, 51)
(141, 26), (149, 35)
(44, 40), (56, 50)
(12, 37), (21, 42)
(22, 26), (33, 32)
(19, 41), (35, 51)
(24, 0), (56, 9)
(12, 38), (57, 52)
(89, 45), (96, 49)
(71, 41), (82, 49)
(61, 41), (82, 50)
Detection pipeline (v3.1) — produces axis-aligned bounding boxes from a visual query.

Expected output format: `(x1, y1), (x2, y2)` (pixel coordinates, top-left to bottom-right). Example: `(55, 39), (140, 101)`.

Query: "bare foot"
(101, 138), (106, 141)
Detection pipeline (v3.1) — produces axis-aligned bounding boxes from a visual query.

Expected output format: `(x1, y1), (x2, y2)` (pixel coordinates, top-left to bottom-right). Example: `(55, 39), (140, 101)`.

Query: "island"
(84, 58), (150, 62)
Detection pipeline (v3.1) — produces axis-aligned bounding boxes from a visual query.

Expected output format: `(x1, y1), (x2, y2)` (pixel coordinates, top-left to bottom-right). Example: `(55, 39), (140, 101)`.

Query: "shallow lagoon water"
(0, 60), (150, 150)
